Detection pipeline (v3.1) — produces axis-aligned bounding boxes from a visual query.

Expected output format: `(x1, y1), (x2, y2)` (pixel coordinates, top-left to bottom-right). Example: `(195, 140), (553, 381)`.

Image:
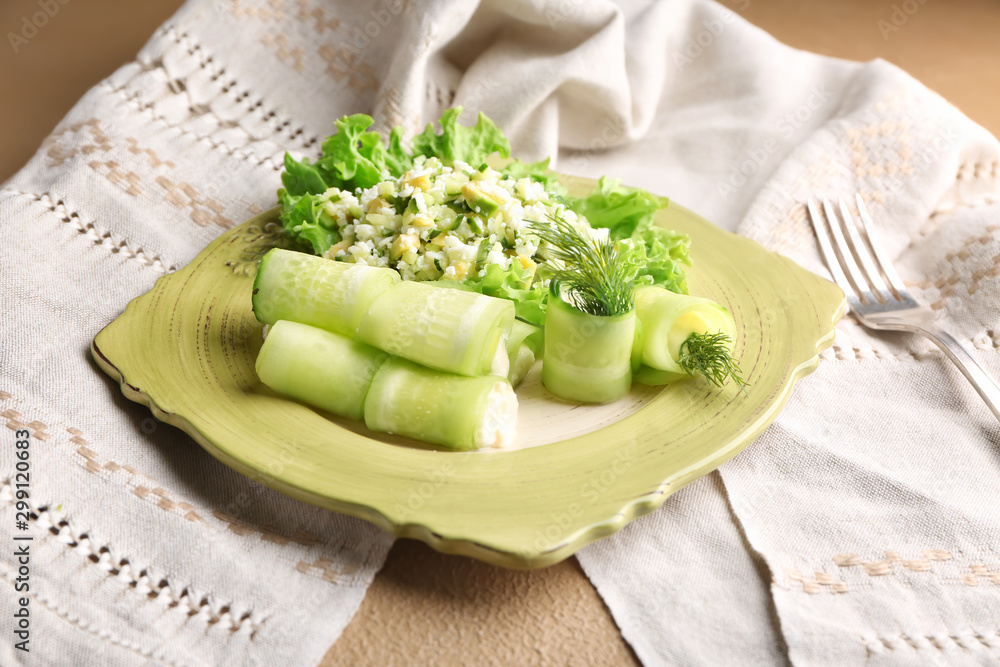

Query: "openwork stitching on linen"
(0, 189), (179, 274)
(0, 568), (180, 666)
(145, 25), (319, 150)
(980, 330), (1000, 350)
(821, 342), (996, 362)
(100, 79), (285, 173)
(821, 343), (943, 364)
(2, 392), (210, 524)
(820, 325), (999, 362)
(1, 391), (362, 573)
(955, 160), (1000, 183)
(0, 480), (267, 636)
(863, 630), (1000, 656)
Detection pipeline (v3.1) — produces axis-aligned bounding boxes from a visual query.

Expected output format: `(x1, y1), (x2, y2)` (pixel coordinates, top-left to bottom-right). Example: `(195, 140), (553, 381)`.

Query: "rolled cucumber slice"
(364, 358), (518, 451)
(542, 293), (636, 404)
(505, 320), (543, 387)
(510, 319), (544, 358)
(631, 317), (644, 373)
(252, 248), (400, 336)
(356, 281), (515, 377)
(634, 285), (735, 373)
(255, 320), (388, 421)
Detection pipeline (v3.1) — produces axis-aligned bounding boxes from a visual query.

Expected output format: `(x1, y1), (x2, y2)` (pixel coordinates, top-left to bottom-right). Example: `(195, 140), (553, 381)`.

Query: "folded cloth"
(570, 2), (1000, 666)
(3, 0), (999, 665)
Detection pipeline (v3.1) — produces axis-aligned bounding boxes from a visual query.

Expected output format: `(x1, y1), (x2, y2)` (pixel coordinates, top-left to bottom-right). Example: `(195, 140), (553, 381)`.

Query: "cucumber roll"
(634, 285), (746, 391)
(364, 358), (518, 451)
(356, 281), (515, 377)
(542, 292), (636, 404)
(527, 213), (638, 404)
(255, 320), (388, 421)
(252, 248), (400, 336)
(634, 285), (735, 374)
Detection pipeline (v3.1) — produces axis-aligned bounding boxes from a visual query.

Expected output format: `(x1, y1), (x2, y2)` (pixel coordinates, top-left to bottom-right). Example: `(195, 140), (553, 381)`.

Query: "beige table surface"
(3, 1), (998, 664)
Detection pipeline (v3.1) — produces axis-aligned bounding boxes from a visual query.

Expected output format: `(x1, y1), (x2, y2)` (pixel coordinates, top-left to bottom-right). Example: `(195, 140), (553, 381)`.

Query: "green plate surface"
(92, 174), (844, 569)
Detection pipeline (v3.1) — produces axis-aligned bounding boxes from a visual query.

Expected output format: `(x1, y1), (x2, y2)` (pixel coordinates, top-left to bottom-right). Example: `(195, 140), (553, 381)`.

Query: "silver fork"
(807, 194), (1000, 422)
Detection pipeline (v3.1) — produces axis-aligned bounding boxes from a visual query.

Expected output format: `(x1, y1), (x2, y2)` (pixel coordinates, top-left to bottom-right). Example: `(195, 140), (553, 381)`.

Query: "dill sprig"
(528, 214), (637, 316)
(678, 332), (749, 394)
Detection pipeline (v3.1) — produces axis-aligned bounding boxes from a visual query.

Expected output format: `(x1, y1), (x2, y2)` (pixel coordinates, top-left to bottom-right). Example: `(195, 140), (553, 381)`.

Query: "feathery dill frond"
(528, 214), (636, 316)
(678, 332), (748, 394)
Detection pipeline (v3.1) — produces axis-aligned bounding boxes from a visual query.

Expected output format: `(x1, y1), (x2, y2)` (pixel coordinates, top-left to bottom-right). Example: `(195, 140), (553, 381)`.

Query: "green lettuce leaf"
(384, 125), (414, 177)
(314, 114), (393, 192)
(411, 108), (510, 166)
(565, 176), (670, 241)
(280, 152), (329, 197)
(620, 226), (691, 295)
(278, 190), (341, 255)
(278, 114), (400, 253)
(476, 263), (549, 326)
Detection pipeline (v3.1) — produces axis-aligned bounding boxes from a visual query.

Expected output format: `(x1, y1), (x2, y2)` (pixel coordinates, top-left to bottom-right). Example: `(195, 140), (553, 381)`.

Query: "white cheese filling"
(490, 334), (511, 378)
(475, 380), (518, 450)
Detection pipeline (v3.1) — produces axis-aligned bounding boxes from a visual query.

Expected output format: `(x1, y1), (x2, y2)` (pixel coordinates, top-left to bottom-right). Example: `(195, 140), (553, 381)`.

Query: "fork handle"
(918, 326), (1000, 423)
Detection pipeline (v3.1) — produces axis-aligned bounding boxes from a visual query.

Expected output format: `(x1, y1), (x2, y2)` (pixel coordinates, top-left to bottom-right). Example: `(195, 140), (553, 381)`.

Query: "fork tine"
(806, 199), (855, 298)
(854, 194), (906, 300)
(820, 198), (870, 303)
(837, 197), (889, 303)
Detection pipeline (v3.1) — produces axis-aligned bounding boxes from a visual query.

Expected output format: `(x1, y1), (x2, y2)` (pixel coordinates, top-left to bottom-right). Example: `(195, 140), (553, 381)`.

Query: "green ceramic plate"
(92, 173), (844, 569)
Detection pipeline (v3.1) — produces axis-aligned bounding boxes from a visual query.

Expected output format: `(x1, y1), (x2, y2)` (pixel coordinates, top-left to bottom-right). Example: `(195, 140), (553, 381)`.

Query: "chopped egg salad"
(307, 156), (604, 282)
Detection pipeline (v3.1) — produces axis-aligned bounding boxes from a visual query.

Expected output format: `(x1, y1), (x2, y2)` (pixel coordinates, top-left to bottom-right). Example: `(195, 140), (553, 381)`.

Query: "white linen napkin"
(566, 3), (1000, 665)
(2, 0), (998, 665)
